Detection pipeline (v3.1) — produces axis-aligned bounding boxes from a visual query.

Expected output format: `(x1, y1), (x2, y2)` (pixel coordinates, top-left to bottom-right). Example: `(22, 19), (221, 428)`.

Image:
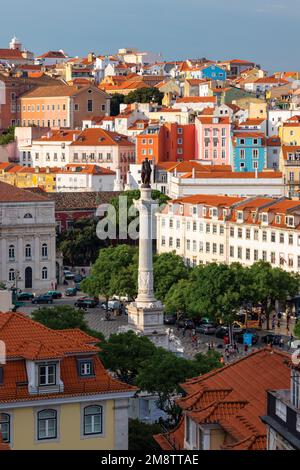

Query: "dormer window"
(202, 207), (207, 216)
(260, 213), (268, 224)
(38, 363), (56, 387)
(275, 215), (281, 224)
(78, 359), (94, 377)
(192, 206), (197, 216)
(209, 208), (218, 218)
(237, 211), (243, 221)
(286, 216), (295, 227)
(179, 205), (184, 215)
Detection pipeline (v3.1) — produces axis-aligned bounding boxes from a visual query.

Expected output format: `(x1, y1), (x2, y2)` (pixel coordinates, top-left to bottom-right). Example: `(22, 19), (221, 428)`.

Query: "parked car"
(75, 297), (98, 309)
(262, 334), (282, 346)
(63, 270), (74, 280)
(235, 329), (259, 345)
(75, 282), (81, 291)
(196, 323), (216, 335)
(17, 292), (34, 301)
(65, 287), (78, 297)
(215, 323), (244, 339)
(176, 317), (195, 329)
(32, 294), (53, 304)
(46, 290), (62, 299)
(73, 274), (83, 283)
(164, 314), (177, 325)
(101, 300), (121, 311)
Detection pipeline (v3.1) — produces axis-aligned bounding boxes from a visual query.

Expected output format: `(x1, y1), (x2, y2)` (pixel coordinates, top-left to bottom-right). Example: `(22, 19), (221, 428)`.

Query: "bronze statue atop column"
(141, 158), (152, 188)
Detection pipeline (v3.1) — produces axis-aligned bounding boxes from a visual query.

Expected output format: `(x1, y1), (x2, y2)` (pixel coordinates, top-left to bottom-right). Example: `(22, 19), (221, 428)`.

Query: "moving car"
(65, 287), (77, 297)
(17, 292), (34, 301)
(75, 297), (99, 308)
(46, 290), (62, 299)
(196, 323), (216, 335)
(32, 294), (53, 304)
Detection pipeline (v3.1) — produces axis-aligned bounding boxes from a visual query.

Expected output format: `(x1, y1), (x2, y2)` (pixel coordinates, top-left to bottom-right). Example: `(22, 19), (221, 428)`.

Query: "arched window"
(8, 269), (15, 282)
(0, 413), (10, 443)
(24, 213), (33, 219)
(25, 244), (31, 259)
(42, 267), (48, 280)
(42, 243), (48, 259)
(37, 409), (57, 440)
(8, 245), (15, 260)
(83, 405), (103, 435)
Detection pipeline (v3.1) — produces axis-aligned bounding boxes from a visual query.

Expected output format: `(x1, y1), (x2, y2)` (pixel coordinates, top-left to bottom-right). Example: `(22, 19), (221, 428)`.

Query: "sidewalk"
(261, 315), (296, 338)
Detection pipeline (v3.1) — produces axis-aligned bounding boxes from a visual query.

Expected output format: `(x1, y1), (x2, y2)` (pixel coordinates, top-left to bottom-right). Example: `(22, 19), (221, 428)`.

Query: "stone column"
(135, 187), (157, 306)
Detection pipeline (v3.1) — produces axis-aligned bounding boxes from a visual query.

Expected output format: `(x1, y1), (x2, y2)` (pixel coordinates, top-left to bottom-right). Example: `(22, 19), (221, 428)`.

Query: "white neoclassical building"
(0, 182), (56, 291)
(157, 194), (300, 272)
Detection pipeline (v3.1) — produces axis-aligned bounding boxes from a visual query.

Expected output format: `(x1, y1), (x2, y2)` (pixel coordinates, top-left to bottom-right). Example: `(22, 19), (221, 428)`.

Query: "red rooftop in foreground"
(154, 348), (291, 451)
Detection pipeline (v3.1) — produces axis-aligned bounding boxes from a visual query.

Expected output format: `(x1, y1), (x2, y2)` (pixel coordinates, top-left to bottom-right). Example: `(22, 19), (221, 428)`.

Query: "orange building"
(20, 84), (111, 129)
(136, 122), (195, 164)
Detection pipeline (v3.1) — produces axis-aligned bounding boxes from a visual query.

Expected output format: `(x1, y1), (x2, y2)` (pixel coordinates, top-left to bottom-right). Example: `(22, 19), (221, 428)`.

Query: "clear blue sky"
(1, 0), (299, 71)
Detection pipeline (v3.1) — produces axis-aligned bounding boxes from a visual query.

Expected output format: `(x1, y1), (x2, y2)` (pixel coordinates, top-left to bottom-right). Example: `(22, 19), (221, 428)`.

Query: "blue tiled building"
(233, 133), (267, 172)
(201, 64), (227, 81)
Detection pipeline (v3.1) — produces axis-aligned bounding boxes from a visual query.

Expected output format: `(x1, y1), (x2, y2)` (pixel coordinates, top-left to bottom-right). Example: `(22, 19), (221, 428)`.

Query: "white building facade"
(157, 194), (300, 272)
(0, 182), (56, 291)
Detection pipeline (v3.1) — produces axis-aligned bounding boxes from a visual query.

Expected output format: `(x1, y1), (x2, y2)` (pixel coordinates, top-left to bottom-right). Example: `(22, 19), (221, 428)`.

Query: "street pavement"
(18, 290), (298, 362)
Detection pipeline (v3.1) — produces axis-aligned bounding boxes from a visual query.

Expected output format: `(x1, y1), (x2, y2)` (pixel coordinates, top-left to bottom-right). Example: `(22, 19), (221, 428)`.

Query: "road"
(18, 292), (296, 361)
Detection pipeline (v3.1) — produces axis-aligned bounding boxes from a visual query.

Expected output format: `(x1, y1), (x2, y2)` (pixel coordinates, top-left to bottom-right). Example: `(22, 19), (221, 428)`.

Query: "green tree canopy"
(110, 93), (125, 116)
(129, 420), (161, 451)
(153, 252), (189, 303)
(164, 279), (191, 315)
(31, 305), (104, 342)
(124, 87), (164, 105)
(99, 331), (156, 383)
(248, 261), (300, 328)
(81, 245), (138, 302)
(184, 263), (246, 324)
(136, 348), (222, 424)
(57, 217), (107, 266)
(0, 126), (15, 145)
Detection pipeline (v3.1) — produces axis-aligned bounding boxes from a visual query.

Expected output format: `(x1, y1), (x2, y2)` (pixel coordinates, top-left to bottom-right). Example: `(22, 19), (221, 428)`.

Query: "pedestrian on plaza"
(224, 335), (229, 346)
(289, 334), (294, 349)
(277, 318), (281, 329)
(225, 347), (230, 363)
(208, 341), (211, 351)
(182, 326), (186, 337)
(279, 337), (284, 349)
(244, 344), (248, 353)
(272, 316), (276, 330)
(220, 356), (225, 365)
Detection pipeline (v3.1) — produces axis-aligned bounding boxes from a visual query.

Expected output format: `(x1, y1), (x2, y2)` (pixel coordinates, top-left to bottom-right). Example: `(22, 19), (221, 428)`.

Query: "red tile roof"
(70, 128), (135, 147)
(0, 181), (49, 203)
(156, 348), (290, 451)
(0, 49), (24, 60)
(0, 312), (136, 403)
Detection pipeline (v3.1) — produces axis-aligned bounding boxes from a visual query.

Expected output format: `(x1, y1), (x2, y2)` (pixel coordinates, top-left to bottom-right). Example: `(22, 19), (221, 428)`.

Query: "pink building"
(195, 116), (231, 165)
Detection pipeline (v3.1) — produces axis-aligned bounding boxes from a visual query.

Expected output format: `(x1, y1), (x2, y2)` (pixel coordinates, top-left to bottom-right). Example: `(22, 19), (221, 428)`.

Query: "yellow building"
(0, 312), (136, 450)
(234, 97), (267, 119)
(0, 163), (57, 191)
(278, 115), (300, 145)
